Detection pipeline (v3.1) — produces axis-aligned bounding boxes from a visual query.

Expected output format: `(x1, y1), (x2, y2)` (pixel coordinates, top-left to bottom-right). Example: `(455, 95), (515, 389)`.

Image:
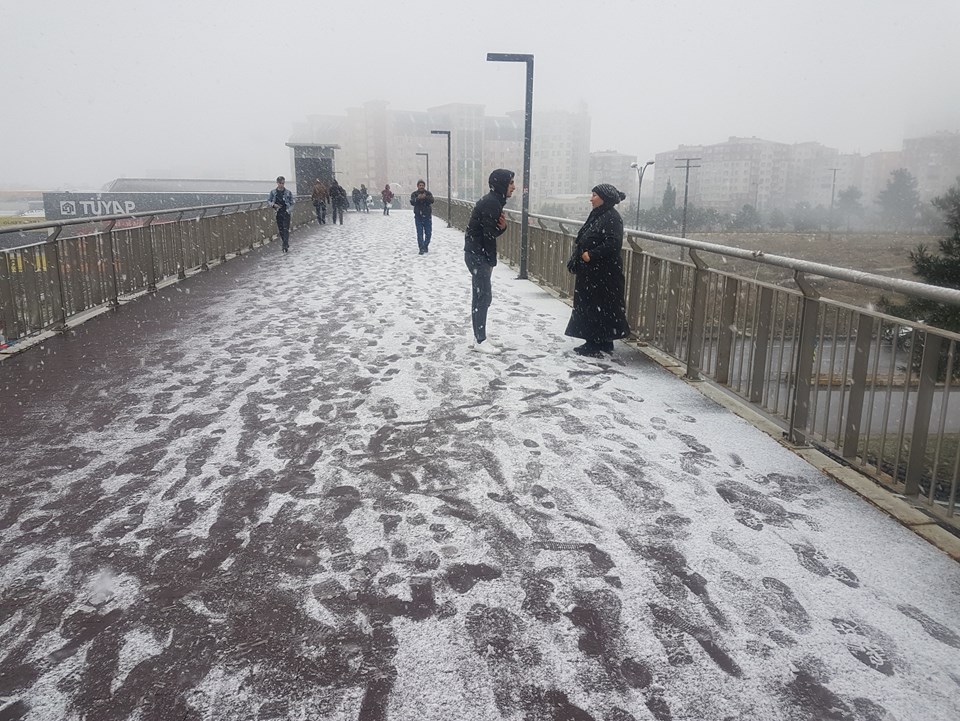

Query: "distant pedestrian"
(410, 180), (434, 254)
(360, 184), (370, 213)
(352, 187), (362, 213)
(268, 176), (294, 252)
(564, 183), (631, 357)
(381, 184), (394, 216)
(311, 178), (328, 224)
(329, 180), (347, 224)
(463, 169), (515, 354)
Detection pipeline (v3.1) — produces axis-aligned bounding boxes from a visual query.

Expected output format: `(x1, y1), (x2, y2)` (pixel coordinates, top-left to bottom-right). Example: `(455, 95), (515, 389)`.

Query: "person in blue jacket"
(268, 176), (294, 252)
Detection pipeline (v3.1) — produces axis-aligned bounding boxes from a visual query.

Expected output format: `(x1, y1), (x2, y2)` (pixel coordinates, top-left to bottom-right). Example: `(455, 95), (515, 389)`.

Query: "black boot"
(574, 342), (602, 357)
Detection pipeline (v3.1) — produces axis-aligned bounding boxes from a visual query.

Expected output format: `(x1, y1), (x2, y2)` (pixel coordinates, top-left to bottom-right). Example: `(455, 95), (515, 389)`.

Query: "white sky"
(2, 0), (959, 189)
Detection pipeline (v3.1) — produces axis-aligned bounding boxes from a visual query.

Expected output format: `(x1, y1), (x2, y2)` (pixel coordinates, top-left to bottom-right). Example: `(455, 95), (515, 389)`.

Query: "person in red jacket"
(381, 184), (394, 215)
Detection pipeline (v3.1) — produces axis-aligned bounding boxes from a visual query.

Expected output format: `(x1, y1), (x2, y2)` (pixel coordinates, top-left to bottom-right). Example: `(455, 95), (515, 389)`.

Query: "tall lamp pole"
(416, 152), (430, 190)
(487, 52), (534, 280)
(630, 160), (654, 230)
(430, 130), (451, 227)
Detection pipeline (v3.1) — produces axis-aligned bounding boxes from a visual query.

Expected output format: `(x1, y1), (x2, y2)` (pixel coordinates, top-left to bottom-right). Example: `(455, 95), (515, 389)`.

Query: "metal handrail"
(449, 200), (960, 308)
(1, 196), (314, 346)
(434, 196), (960, 518)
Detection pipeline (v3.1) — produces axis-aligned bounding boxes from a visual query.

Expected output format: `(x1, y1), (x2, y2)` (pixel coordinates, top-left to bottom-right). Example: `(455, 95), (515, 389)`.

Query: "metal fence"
(0, 198), (313, 346)
(436, 197), (960, 519)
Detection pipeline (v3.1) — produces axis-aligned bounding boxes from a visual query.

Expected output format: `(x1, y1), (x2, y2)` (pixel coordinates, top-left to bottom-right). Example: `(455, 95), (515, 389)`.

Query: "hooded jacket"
(410, 187), (435, 217)
(464, 169), (514, 266)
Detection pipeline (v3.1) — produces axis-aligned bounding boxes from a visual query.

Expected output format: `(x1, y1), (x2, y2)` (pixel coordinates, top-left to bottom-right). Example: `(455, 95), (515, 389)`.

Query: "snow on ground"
(1, 210), (959, 721)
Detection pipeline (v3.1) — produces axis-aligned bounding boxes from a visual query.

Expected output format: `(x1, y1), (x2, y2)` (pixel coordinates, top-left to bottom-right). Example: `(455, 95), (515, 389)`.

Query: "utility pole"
(676, 157), (701, 242)
(827, 167), (838, 243)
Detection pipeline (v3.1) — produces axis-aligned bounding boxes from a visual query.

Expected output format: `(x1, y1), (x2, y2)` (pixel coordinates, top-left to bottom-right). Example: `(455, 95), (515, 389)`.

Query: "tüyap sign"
(59, 199), (137, 216)
(43, 192), (268, 221)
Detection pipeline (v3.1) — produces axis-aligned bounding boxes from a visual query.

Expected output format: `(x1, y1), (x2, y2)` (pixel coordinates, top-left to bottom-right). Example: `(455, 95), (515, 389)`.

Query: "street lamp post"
(630, 160), (654, 230)
(486, 52), (534, 280)
(416, 152), (430, 190)
(430, 130), (451, 228)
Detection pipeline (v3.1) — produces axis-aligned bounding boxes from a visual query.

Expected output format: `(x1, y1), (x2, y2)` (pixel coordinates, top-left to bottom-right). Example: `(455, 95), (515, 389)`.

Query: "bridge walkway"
(1, 211), (959, 721)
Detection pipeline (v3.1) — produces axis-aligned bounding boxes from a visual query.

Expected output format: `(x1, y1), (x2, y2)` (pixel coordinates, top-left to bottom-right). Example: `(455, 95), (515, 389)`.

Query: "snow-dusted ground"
(1, 211), (959, 721)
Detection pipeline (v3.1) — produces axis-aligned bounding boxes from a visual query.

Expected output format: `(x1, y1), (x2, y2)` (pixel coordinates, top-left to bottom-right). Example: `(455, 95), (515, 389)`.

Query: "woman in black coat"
(564, 183), (631, 357)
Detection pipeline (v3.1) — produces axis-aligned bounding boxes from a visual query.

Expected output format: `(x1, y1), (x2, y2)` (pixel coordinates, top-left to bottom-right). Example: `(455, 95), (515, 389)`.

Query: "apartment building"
(290, 102), (590, 211)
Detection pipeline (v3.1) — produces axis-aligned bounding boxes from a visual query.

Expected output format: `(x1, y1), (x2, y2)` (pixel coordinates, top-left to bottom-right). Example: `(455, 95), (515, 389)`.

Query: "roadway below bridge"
(1, 211), (959, 721)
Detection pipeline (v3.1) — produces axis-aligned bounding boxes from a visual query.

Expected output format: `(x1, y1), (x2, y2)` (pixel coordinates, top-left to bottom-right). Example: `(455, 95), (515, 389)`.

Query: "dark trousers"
(383, 203), (390, 216)
(465, 252), (493, 343)
(314, 201), (326, 224)
(276, 210), (290, 249)
(415, 214), (432, 251)
(332, 203), (344, 224)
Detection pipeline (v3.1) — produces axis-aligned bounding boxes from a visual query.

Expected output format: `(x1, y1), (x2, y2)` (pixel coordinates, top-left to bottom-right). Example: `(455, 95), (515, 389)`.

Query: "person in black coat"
(464, 168), (515, 354)
(329, 180), (347, 224)
(565, 183), (631, 357)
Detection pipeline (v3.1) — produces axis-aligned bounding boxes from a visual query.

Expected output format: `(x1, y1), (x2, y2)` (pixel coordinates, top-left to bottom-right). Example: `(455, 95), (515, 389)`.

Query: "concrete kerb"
(520, 267), (960, 563)
(637, 334), (960, 563)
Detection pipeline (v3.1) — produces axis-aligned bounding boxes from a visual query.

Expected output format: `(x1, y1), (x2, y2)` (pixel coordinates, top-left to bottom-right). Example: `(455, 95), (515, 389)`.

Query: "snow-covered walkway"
(1, 211), (959, 721)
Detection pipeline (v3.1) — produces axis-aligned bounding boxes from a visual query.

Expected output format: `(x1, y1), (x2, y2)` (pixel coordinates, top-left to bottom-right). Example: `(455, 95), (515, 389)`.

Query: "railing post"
(47, 227), (68, 331)
(788, 271), (821, 445)
(842, 314), (876, 459)
(749, 286), (774, 403)
(218, 209), (228, 263)
(664, 261), (683, 355)
(143, 215), (158, 292)
(175, 212), (187, 279)
(904, 332), (943, 496)
(0, 250), (18, 341)
(641, 256), (662, 341)
(715, 276), (739, 385)
(685, 249), (709, 381)
(104, 220), (120, 307)
(199, 211), (210, 271)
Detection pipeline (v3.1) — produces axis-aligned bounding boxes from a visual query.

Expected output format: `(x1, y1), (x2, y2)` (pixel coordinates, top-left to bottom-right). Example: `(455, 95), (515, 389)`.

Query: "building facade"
(289, 102), (591, 212)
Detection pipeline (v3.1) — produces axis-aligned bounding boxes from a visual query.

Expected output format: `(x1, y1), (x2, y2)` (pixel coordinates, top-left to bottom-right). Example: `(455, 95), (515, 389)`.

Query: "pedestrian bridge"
(1, 207), (959, 721)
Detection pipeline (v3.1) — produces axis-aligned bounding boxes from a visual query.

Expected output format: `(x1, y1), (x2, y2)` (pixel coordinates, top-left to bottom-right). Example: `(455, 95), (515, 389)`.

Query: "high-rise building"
(290, 102), (591, 212)
(902, 131), (960, 201)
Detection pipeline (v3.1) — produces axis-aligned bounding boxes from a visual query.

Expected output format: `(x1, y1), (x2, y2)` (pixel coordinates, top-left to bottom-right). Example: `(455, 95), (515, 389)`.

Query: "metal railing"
(0, 198), (313, 346)
(436, 197), (960, 518)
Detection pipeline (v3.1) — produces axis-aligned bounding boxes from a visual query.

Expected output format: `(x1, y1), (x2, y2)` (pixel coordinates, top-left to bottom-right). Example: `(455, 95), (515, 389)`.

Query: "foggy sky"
(3, 0), (959, 190)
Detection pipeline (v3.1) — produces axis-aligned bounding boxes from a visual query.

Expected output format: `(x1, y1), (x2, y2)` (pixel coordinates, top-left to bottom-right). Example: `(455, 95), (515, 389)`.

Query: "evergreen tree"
(768, 208), (788, 230)
(836, 186), (864, 231)
(876, 168), (921, 231)
(662, 180), (676, 211)
(881, 177), (960, 332)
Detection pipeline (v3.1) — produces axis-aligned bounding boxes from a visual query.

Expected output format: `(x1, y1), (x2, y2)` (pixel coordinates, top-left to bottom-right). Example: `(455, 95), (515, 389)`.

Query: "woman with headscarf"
(565, 183), (631, 357)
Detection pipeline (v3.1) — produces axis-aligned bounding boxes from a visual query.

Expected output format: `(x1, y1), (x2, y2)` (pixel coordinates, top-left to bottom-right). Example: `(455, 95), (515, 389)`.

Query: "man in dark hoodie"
(463, 168), (515, 354)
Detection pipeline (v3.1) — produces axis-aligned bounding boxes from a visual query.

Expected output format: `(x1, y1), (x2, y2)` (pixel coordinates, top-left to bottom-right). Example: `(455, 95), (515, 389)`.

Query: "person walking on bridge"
(464, 168), (515, 354)
(360, 184), (370, 213)
(410, 180), (434, 254)
(564, 183), (631, 357)
(329, 179), (347, 225)
(311, 179), (328, 224)
(381, 184), (394, 216)
(268, 176), (294, 252)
